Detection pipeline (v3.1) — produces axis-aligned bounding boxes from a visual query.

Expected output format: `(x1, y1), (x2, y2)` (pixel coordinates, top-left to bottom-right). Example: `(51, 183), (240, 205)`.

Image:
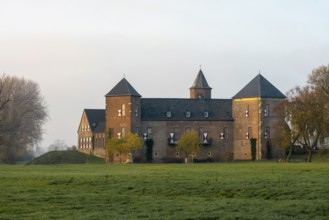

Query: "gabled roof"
(105, 78), (141, 97)
(233, 74), (286, 99)
(141, 98), (233, 121)
(190, 70), (212, 89)
(84, 109), (105, 132)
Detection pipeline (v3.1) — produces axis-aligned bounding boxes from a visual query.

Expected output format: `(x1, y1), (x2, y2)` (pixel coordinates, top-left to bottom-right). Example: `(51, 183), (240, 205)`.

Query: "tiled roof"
(190, 70), (212, 89)
(141, 98), (233, 121)
(233, 74), (286, 99)
(105, 78), (141, 97)
(84, 109), (105, 132)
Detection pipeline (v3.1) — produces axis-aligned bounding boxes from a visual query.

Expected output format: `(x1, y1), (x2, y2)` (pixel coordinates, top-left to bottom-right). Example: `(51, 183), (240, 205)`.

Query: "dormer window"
(185, 111), (191, 118)
(166, 111), (172, 118)
(204, 111), (209, 118)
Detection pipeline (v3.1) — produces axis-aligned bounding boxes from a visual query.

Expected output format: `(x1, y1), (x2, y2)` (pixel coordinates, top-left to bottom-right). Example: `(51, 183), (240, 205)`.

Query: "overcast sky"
(1, 0), (329, 150)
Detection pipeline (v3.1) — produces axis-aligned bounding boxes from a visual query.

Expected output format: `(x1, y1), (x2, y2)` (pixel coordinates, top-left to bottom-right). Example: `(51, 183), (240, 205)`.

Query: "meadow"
(0, 162), (328, 220)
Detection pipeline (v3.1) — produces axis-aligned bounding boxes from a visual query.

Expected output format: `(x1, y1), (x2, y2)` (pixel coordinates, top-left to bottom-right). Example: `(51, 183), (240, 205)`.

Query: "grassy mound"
(28, 150), (104, 164)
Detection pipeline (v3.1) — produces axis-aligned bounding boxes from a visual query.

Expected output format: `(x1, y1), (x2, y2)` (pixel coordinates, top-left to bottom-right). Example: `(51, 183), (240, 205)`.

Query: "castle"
(77, 70), (286, 162)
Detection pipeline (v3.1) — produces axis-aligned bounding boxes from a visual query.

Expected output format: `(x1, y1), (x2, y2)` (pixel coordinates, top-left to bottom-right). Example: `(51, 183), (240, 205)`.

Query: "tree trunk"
(286, 144), (293, 162)
(307, 150), (313, 162)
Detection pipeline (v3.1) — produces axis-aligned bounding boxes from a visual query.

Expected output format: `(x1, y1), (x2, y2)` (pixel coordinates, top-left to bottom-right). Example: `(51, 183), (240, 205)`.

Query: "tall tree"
(177, 130), (200, 163)
(0, 75), (48, 163)
(308, 64), (329, 149)
(274, 85), (326, 162)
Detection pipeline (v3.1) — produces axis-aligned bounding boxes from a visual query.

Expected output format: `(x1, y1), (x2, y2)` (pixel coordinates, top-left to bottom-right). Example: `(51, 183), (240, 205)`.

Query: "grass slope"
(28, 150), (104, 164)
(0, 163), (328, 219)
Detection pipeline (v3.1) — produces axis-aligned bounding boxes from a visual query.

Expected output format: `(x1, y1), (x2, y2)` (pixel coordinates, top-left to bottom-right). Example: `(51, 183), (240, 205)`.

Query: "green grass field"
(0, 162), (328, 220)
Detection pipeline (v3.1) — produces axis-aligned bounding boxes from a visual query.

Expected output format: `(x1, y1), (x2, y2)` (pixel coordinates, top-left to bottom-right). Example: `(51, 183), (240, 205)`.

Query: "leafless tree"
(0, 74), (48, 163)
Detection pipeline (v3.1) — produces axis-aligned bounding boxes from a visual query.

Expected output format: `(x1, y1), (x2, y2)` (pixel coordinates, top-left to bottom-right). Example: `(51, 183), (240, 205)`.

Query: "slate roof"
(84, 109), (106, 132)
(233, 74), (286, 99)
(105, 78), (141, 97)
(190, 70), (212, 89)
(141, 98), (233, 121)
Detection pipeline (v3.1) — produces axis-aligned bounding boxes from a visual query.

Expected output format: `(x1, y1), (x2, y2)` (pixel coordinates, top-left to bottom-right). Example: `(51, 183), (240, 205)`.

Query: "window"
(265, 127), (270, 139)
(118, 109), (122, 116)
(185, 127), (191, 133)
(121, 127), (126, 137)
(221, 127), (228, 139)
(204, 111), (209, 118)
(245, 105), (249, 117)
(122, 104), (126, 116)
(246, 127), (252, 139)
(185, 111), (191, 118)
(136, 127), (139, 135)
(147, 127), (152, 139)
(173, 127), (179, 140)
(264, 104), (269, 117)
(166, 111), (172, 118)
(135, 104), (139, 116)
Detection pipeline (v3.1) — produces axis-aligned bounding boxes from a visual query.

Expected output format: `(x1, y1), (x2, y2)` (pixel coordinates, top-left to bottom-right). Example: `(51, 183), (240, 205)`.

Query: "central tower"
(190, 69), (212, 99)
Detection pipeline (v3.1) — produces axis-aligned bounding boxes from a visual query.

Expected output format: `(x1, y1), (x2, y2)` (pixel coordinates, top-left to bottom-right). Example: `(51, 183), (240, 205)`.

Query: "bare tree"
(0, 74), (48, 163)
(47, 139), (68, 152)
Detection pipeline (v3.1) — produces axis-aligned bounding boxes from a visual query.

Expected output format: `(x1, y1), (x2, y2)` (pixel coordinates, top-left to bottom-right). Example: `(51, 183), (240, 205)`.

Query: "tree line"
(0, 75), (48, 163)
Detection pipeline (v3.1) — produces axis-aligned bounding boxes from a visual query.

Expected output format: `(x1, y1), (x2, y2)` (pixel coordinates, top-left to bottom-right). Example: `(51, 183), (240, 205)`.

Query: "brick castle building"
(77, 70), (286, 162)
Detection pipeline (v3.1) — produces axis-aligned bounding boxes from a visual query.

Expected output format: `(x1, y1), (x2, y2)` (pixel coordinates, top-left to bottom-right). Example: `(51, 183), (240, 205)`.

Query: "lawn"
(0, 162), (328, 220)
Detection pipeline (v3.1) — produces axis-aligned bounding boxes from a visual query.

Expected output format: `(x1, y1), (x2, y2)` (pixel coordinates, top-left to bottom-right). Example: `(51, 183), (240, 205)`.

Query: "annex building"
(77, 70), (286, 162)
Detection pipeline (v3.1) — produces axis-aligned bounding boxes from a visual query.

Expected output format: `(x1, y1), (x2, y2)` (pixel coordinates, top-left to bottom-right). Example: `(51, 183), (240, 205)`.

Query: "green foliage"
(177, 129), (200, 162)
(250, 138), (257, 161)
(106, 132), (143, 163)
(0, 163), (329, 219)
(28, 150), (104, 164)
(145, 139), (154, 163)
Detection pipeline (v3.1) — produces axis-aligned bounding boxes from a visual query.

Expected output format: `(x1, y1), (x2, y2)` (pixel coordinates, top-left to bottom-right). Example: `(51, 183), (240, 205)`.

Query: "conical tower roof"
(233, 74), (286, 99)
(105, 78), (141, 97)
(190, 69), (212, 89)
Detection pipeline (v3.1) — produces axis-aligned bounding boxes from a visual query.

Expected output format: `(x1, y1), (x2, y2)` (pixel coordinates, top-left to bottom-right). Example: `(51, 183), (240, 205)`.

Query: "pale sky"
(1, 0), (329, 150)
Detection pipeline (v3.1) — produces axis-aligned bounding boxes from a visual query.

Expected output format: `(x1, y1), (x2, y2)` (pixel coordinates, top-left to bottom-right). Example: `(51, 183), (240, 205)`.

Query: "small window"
(121, 127), (126, 137)
(147, 127), (152, 139)
(264, 104), (269, 117)
(154, 152), (158, 157)
(166, 111), (172, 118)
(246, 127), (252, 139)
(185, 127), (191, 133)
(204, 111), (209, 118)
(122, 104), (126, 116)
(245, 105), (249, 117)
(224, 127), (229, 139)
(265, 127), (270, 139)
(185, 111), (191, 117)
